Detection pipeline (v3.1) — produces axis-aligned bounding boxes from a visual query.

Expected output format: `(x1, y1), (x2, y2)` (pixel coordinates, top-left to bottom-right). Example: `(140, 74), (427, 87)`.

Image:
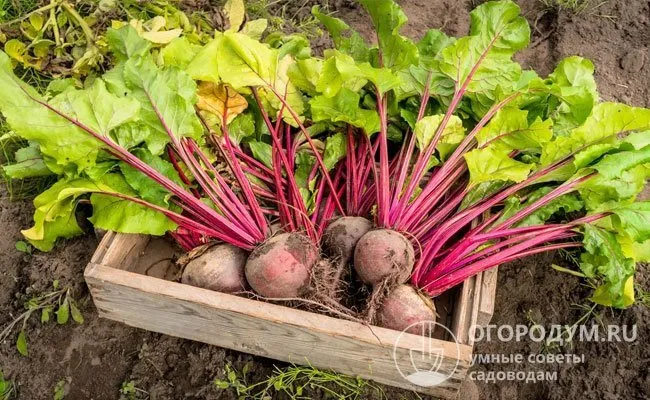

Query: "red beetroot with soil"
(245, 232), (319, 298)
(353, 229), (415, 285)
(181, 244), (249, 293)
(378, 284), (437, 334)
(323, 216), (373, 263)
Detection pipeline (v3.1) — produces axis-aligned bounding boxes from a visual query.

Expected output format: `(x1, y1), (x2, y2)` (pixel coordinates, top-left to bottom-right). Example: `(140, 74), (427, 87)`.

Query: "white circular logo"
(392, 321), (461, 387)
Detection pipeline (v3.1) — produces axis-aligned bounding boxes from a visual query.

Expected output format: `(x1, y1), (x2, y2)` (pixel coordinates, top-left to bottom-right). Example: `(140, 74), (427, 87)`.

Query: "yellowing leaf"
(32, 39), (55, 58)
(29, 13), (45, 31)
(141, 29), (183, 44)
(111, 20), (126, 29)
(5, 39), (26, 62)
(128, 19), (144, 32)
(224, 0), (246, 31)
(620, 235), (650, 262)
(128, 18), (182, 44)
(591, 276), (635, 308)
(148, 16), (167, 32)
(241, 19), (268, 39)
(196, 82), (248, 125)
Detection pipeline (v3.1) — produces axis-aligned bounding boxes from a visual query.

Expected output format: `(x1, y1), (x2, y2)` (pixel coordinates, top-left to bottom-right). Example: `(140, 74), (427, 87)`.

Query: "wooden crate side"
(94, 233), (498, 342)
(92, 231), (150, 270)
(451, 213), (499, 345)
(477, 268), (498, 327)
(90, 231), (115, 264)
(451, 275), (477, 345)
(85, 263), (472, 398)
(452, 270), (498, 346)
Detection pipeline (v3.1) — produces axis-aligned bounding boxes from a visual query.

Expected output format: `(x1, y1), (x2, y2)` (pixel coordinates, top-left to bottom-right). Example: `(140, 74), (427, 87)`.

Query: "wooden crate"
(85, 232), (497, 398)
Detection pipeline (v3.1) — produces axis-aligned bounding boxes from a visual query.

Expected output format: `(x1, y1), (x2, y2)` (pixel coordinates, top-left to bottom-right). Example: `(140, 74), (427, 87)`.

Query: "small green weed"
(119, 380), (149, 400)
(540, 0), (611, 17)
(540, 0), (588, 11)
(0, 370), (15, 400)
(14, 241), (32, 254)
(0, 281), (84, 357)
(53, 378), (66, 400)
(557, 247), (581, 268)
(215, 362), (384, 400)
(527, 302), (602, 353)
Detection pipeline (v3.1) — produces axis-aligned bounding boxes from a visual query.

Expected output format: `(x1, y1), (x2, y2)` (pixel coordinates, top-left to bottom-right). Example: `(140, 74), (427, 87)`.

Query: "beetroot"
(353, 229), (415, 285)
(181, 244), (249, 293)
(245, 232), (319, 298)
(323, 216), (373, 263)
(378, 284), (436, 334)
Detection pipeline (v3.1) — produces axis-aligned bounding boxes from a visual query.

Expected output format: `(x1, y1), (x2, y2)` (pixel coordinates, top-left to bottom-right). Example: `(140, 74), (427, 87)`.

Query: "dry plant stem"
(61, 1), (95, 42)
(49, 6), (61, 47)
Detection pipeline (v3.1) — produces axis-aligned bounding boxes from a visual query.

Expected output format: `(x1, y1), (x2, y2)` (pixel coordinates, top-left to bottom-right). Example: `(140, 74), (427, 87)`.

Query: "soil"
(1, 1), (649, 399)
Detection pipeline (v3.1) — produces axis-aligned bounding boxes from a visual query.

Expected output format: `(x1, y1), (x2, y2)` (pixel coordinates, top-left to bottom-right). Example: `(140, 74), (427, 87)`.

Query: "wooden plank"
(467, 273), (484, 346)
(94, 232), (150, 271)
(451, 213), (499, 345)
(451, 275), (476, 345)
(89, 231), (116, 264)
(475, 211), (499, 328)
(85, 263), (472, 398)
(476, 268), (498, 327)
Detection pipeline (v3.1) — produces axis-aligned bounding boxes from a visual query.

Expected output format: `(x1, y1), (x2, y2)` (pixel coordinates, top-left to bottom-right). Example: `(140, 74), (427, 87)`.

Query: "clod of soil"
(620, 49), (646, 73)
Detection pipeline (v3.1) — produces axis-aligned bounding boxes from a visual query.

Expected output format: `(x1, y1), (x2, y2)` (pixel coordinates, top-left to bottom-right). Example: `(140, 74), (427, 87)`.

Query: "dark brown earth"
(1, 1), (649, 399)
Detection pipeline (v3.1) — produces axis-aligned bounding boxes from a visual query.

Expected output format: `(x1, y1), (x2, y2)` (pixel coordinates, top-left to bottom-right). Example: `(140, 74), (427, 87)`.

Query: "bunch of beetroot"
(3, 0), (649, 337)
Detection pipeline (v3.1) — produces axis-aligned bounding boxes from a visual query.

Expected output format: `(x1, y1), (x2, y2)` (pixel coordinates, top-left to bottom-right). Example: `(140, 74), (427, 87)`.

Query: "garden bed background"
(1, 0), (648, 399)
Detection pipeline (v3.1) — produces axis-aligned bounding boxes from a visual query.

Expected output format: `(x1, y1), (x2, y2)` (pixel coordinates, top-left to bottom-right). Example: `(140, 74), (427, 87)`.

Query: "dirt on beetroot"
(1, 1), (649, 399)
